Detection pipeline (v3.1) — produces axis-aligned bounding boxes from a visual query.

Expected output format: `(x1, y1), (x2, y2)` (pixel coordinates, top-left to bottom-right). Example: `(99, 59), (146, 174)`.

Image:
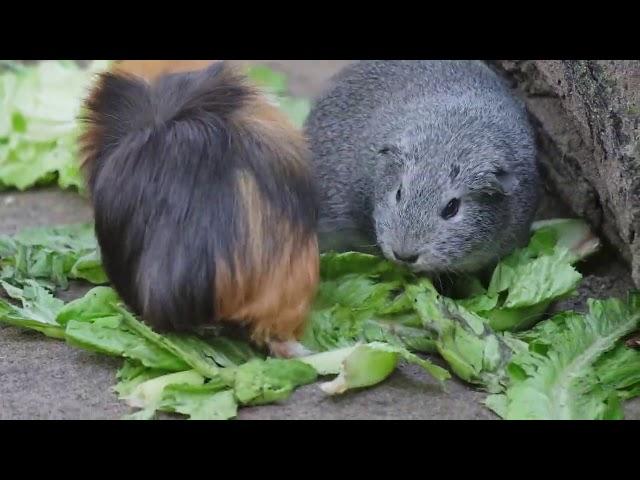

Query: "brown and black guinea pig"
(78, 60), (319, 358)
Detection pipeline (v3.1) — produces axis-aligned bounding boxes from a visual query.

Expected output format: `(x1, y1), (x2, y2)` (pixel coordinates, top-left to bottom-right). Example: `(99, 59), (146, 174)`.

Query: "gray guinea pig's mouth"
(379, 243), (431, 272)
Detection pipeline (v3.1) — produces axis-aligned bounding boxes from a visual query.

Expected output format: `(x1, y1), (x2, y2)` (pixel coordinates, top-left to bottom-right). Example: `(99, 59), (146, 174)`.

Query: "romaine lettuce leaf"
(0, 279), (65, 338)
(494, 295), (640, 420)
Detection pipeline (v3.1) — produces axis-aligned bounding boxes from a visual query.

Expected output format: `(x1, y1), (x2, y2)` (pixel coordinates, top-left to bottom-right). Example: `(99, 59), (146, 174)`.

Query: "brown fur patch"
(214, 171), (319, 345)
(235, 94), (311, 175)
(215, 234), (319, 345)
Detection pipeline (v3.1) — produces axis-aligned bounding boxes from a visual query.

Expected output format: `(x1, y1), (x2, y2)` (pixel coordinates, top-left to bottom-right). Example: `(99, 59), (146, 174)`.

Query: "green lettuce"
(301, 252), (431, 352)
(117, 367), (237, 421)
(59, 287), (189, 371)
(157, 385), (237, 421)
(410, 280), (517, 393)
(313, 341), (450, 395)
(0, 223), (107, 290)
(487, 295), (640, 420)
(458, 219), (600, 331)
(230, 358), (318, 405)
(3, 218), (638, 421)
(0, 60), (111, 192)
(0, 280), (65, 339)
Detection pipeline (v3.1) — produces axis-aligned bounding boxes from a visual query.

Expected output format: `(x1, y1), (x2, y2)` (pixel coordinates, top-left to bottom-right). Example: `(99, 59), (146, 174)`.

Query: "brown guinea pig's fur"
(113, 60), (219, 81)
(79, 60), (319, 355)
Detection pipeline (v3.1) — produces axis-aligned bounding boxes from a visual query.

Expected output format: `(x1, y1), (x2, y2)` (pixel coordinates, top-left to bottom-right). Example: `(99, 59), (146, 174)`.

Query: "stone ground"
(1, 60), (639, 420)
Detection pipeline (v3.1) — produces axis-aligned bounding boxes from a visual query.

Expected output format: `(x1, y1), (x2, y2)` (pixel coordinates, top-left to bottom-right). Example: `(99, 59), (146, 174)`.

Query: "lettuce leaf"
(0, 60), (111, 192)
(0, 223), (107, 289)
(116, 305), (255, 378)
(494, 295), (640, 419)
(119, 368), (237, 420)
(230, 358), (318, 405)
(0, 280), (65, 338)
(4, 218), (638, 421)
(459, 219), (600, 331)
(158, 385), (237, 421)
(301, 252), (430, 352)
(409, 280), (514, 393)
(316, 341), (449, 395)
(59, 287), (190, 371)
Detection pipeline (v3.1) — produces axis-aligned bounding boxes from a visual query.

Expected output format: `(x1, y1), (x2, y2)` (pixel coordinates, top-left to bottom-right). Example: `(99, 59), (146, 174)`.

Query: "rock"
(489, 60), (640, 287)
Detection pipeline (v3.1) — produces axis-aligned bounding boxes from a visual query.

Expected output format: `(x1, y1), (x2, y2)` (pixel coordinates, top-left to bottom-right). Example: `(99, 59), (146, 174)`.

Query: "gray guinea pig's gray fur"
(304, 60), (541, 274)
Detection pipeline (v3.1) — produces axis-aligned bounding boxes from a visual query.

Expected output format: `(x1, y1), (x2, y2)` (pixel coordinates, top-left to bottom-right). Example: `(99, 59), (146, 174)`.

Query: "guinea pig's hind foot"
(267, 340), (314, 359)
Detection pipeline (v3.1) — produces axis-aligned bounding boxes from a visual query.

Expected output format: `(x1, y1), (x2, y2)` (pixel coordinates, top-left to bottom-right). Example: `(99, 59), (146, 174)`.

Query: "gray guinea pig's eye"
(396, 186), (402, 202)
(441, 198), (460, 220)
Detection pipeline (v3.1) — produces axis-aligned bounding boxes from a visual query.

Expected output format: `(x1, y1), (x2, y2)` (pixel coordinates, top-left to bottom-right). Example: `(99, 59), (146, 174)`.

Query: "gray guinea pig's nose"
(392, 251), (419, 264)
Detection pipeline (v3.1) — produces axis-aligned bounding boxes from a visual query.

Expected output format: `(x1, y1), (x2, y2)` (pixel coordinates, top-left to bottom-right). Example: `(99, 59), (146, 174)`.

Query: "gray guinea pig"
(304, 60), (541, 274)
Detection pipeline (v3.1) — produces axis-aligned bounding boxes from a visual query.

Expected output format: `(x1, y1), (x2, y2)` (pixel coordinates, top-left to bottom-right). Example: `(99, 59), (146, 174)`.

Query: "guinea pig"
(305, 60), (541, 275)
(79, 60), (319, 358)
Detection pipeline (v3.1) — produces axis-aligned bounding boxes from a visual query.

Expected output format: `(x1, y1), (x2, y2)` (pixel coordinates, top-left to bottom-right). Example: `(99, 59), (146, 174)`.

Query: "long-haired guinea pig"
(79, 60), (319, 358)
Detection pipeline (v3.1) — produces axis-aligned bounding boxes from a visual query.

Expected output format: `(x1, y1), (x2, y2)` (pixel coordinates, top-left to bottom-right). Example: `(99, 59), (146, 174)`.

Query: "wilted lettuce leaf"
(410, 280), (512, 393)
(0, 280), (65, 338)
(0, 60), (111, 192)
(0, 223), (107, 289)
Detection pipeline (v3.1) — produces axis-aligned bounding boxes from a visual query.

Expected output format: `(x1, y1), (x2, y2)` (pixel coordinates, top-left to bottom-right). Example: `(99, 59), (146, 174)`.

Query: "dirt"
(1, 60), (639, 420)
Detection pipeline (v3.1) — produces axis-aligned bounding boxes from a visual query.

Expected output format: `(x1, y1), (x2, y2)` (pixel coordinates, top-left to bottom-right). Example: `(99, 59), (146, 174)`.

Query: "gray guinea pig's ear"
(375, 144), (401, 156)
(373, 143), (403, 178)
(470, 166), (519, 196)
